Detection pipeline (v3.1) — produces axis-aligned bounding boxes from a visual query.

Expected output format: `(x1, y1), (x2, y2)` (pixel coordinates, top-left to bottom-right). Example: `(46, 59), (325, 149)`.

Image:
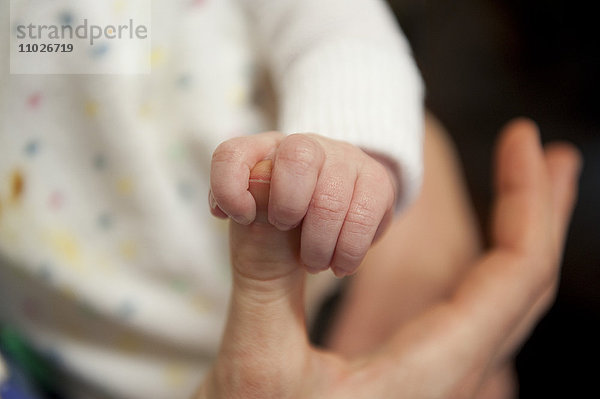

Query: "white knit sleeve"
(238, 0), (425, 211)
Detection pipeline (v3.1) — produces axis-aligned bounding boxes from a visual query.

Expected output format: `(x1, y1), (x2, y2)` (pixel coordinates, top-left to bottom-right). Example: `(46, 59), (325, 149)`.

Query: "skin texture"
(209, 132), (397, 277)
(199, 117), (581, 399)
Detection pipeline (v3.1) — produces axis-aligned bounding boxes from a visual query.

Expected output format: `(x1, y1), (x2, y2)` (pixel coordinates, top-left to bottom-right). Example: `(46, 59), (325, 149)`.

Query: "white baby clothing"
(0, 0), (423, 398)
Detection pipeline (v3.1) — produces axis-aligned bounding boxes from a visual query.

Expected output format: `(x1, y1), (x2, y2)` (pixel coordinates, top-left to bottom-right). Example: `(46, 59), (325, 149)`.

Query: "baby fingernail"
(270, 219), (296, 231)
(332, 266), (352, 278)
(232, 214), (251, 225)
(208, 191), (217, 209)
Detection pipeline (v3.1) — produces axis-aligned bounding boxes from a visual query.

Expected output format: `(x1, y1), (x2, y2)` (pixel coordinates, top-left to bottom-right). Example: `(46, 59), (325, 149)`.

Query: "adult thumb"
(217, 160), (309, 388)
(229, 160), (303, 281)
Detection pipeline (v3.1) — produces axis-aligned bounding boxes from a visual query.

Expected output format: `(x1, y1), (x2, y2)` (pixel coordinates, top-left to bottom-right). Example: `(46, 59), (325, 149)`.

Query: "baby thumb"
(217, 160), (309, 387)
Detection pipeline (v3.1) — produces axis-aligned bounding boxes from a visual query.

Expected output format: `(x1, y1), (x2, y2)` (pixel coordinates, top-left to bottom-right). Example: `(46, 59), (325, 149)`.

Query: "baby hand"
(209, 132), (397, 276)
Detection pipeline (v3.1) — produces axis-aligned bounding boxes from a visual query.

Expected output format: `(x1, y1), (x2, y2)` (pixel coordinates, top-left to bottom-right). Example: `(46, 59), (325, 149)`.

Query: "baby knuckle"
(337, 239), (366, 262)
(310, 191), (348, 222)
(271, 201), (305, 222)
(278, 135), (321, 175)
(332, 139), (359, 157)
(346, 200), (379, 232)
(212, 139), (244, 164)
(346, 216), (376, 238)
(369, 159), (389, 178)
(370, 163), (396, 193)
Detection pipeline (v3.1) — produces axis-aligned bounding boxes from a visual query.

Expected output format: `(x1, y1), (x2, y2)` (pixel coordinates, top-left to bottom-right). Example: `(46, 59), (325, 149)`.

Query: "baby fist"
(209, 132), (398, 277)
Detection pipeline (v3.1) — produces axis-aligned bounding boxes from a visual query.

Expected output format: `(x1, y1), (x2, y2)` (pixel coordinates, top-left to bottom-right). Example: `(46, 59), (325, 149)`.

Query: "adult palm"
(197, 118), (581, 399)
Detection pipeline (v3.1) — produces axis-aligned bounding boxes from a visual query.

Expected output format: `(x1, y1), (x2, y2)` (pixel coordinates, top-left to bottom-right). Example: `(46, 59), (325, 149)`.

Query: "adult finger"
(490, 142), (582, 365)
(491, 118), (552, 254)
(428, 119), (557, 378)
(544, 142), (582, 248)
(210, 132), (282, 224)
(269, 134), (326, 230)
(360, 120), (580, 397)
(474, 364), (517, 399)
(217, 160), (310, 394)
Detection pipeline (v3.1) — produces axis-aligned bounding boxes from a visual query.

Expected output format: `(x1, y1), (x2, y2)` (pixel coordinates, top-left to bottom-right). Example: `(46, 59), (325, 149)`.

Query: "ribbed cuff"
(277, 40), (425, 211)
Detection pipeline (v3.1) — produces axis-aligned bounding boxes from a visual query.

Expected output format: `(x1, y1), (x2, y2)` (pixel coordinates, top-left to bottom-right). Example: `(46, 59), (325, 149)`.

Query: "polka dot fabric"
(1, 0), (423, 397)
(1, 1), (267, 397)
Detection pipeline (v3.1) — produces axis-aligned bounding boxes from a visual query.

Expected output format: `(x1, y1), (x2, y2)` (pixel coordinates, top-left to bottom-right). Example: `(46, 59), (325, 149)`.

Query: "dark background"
(388, 0), (599, 397)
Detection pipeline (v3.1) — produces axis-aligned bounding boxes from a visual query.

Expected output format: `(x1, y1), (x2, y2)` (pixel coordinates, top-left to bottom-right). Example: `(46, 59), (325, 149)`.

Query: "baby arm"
(214, 0), (426, 275)
(237, 0), (425, 211)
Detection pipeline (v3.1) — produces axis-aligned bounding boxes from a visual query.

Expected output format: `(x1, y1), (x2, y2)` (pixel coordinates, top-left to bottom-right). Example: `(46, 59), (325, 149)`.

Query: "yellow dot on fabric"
(116, 177), (133, 195)
(139, 103), (152, 118)
(191, 294), (210, 313)
(164, 363), (188, 388)
(9, 169), (25, 204)
(114, 0), (126, 13)
(47, 231), (82, 269)
(59, 285), (78, 302)
(85, 101), (99, 117)
(150, 48), (166, 67)
(229, 85), (248, 105)
(96, 254), (116, 274)
(119, 240), (138, 261)
(115, 333), (141, 353)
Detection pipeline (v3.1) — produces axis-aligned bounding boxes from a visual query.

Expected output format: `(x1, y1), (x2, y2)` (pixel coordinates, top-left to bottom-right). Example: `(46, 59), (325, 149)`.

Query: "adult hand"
(198, 119), (581, 398)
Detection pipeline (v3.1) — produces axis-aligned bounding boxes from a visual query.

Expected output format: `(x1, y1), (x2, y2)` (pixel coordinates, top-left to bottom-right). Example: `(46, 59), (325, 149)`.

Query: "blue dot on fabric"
(59, 11), (74, 26)
(245, 62), (256, 79)
(24, 139), (40, 157)
(97, 213), (113, 230)
(91, 43), (109, 58)
(178, 181), (195, 201)
(78, 301), (98, 318)
(176, 74), (192, 89)
(117, 301), (136, 319)
(38, 262), (53, 281)
(93, 153), (107, 170)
